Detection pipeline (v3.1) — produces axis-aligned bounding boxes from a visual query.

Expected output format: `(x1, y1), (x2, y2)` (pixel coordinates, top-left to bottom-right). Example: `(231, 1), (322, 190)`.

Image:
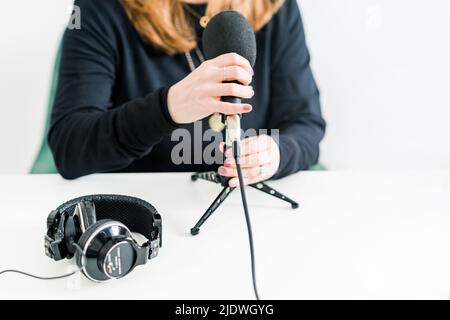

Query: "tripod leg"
(191, 171), (220, 183)
(190, 185), (236, 236)
(250, 182), (299, 209)
(191, 171), (230, 186)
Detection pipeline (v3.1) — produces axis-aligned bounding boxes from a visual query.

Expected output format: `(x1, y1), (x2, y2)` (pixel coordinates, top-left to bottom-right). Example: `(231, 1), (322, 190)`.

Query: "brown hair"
(121, 0), (285, 55)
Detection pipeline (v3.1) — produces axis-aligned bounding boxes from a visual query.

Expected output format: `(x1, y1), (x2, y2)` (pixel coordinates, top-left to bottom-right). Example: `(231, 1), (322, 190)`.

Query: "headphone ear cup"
(63, 215), (79, 258)
(75, 219), (133, 282)
(80, 200), (97, 229)
(63, 201), (98, 258)
(75, 219), (114, 268)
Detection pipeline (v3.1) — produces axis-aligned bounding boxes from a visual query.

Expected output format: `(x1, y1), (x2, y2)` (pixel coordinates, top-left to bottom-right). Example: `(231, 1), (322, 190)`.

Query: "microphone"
(202, 10), (257, 134)
(202, 11), (261, 300)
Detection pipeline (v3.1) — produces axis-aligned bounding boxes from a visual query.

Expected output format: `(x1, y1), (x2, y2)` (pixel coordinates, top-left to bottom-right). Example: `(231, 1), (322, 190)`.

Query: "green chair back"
(30, 45), (61, 174)
(309, 163), (326, 171)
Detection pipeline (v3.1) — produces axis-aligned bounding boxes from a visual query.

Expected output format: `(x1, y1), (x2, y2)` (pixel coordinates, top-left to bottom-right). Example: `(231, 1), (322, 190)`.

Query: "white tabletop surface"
(0, 171), (449, 300)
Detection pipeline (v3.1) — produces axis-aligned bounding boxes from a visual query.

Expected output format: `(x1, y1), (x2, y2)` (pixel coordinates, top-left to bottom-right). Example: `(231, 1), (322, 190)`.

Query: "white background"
(0, 0), (449, 174)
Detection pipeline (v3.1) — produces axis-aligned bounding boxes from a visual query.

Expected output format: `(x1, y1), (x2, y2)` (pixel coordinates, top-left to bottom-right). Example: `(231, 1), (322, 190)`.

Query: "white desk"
(0, 171), (449, 299)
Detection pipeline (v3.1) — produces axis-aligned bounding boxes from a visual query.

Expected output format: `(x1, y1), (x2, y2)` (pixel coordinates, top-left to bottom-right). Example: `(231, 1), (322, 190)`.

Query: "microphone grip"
(221, 96), (242, 104)
(221, 96), (242, 120)
(221, 80), (242, 106)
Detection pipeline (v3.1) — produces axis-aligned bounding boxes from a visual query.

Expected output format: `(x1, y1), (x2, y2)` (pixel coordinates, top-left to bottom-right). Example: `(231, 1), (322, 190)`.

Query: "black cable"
(0, 243), (85, 281)
(233, 140), (260, 300)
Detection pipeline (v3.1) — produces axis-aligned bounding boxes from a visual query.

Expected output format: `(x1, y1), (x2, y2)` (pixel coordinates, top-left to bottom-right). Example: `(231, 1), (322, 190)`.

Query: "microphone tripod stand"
(190, 116), (299, 236)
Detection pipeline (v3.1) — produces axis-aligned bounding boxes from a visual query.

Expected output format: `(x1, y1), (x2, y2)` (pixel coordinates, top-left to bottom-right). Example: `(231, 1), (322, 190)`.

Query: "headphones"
(44, 195), (162, 282)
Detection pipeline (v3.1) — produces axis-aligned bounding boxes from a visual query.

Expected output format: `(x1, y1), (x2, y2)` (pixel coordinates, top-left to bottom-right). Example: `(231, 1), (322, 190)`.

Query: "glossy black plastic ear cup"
(63, 200), (98, 257)
(80, 200), (97, 228)
(63, 214), (79, 258)
(75, 219), (137, 282)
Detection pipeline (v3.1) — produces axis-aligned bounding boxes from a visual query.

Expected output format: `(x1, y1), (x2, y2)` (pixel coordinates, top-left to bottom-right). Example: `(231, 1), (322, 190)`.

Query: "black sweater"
(48, 0), (326, 180)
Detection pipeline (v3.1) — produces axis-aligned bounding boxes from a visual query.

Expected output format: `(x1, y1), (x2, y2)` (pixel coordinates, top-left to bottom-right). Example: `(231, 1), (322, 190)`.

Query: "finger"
(228, 165), (275, 187)
(218, 165), (237, 178)
(211, 53), (253, 75)
(245, 170), (274, 185)
(219, 142), (225, 154)
(242, 166), (262, 178)
(224, 150), (273, 168)
(242, 135), (274, 156)
(228, 177), (257, 187)
(218, 66), (253, 85)
(218, 165), (261, 179)
(228, 177), (240, 187)
(214, 101), (252, 115)
(212, 83), (254, 99)
(220, 142), (233, 158)
(236, 176), (265, 187)
(224, 136), (261, 158)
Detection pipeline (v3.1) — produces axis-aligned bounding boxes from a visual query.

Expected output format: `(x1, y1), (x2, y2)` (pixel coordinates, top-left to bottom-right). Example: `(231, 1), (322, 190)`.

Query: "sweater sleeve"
(48, 0), (177, 179)
(268, 0), (326, 179)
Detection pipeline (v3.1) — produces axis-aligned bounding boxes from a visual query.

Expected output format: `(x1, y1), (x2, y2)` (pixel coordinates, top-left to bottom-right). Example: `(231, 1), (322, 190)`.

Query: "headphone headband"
(54, 194), (161, 243)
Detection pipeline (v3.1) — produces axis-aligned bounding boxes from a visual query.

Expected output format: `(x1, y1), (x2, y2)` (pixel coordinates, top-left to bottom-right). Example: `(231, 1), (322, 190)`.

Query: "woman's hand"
(167, 53), (254, 124)
(218, 135), (281, 187)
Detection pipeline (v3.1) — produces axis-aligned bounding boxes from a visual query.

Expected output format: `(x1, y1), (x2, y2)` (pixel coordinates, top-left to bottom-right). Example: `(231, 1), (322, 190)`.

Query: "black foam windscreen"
(202, 11), (257, 67)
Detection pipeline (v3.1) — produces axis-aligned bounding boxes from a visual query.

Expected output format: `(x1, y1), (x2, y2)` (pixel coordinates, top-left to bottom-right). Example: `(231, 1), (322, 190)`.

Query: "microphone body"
(200, 11), (261, 300)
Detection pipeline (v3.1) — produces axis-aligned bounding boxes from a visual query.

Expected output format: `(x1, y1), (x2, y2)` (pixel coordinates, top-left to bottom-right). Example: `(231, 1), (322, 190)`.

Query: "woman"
(48, 0), (326, 186)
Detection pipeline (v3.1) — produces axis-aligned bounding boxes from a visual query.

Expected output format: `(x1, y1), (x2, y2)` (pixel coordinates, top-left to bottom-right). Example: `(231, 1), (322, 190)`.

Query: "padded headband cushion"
(57, 195), (159, 241)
